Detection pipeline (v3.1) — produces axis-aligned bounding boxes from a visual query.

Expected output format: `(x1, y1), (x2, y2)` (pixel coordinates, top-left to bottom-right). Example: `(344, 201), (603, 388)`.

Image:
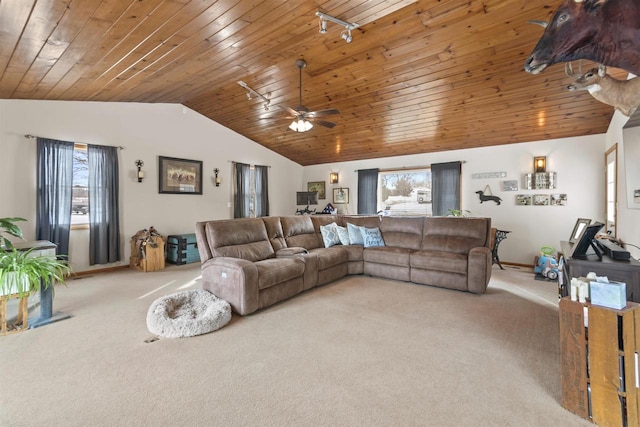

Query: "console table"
(560, 240), (640, 303)
(492, 229), (510, 269)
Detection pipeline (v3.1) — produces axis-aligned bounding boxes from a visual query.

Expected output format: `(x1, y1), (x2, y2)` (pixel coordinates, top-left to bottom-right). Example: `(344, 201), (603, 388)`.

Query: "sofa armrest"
(276, 247), (309, 257)
(201, 257), (259, 315)
(467, 247), (492, 294)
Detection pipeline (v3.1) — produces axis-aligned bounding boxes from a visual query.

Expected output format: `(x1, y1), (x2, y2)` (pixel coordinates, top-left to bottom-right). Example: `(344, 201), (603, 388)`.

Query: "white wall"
(0, 100), (303, 273)
(1, 98), (615, 269)
(606, 110), (640, 259)
(303, 135), (607, 265)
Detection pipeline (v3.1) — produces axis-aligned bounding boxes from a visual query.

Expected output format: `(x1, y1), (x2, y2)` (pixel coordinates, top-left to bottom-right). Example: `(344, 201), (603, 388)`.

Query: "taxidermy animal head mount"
(566, 62), (640, 117)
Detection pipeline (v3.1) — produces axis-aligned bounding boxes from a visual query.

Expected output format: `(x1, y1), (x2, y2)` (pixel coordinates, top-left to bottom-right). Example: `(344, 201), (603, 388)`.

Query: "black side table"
(492, 229), (511, 270)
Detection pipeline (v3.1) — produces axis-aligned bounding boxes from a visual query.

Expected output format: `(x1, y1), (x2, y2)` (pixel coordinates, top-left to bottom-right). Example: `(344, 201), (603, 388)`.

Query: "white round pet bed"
(147, 289), (231, 338)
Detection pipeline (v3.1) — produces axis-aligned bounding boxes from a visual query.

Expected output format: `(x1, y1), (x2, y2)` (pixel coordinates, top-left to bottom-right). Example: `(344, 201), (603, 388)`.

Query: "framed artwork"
(333, 187), (349, 204)
(533, 194), (550, 206)
(515, 195), (531, 206)
(158, 156), (203, 194)
(502, 180), (518, 191)
(551, 193), (568, 206)
(307, 181), (326, 199)
(569, 218), (591, 243)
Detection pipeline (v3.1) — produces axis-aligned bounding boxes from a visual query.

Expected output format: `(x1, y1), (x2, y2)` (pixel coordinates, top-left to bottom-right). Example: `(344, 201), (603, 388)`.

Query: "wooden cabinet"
(560, 240), (640, 303)
(130, 236), (165, 272)
(560, 298), (640, 426)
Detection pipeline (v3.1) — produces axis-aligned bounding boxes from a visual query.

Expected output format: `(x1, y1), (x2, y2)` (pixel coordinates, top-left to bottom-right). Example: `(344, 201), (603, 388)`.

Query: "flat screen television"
(570, 222), (604, 260)
(296, 191), (318, 206)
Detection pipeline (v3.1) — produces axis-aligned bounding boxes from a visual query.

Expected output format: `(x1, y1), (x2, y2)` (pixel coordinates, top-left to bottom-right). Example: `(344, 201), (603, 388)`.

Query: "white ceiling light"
(289, 118), (313, 132)
(316, 11), (359, 44)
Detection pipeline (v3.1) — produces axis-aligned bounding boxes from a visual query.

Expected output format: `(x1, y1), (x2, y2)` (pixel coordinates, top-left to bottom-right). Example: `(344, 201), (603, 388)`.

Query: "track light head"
(341, 30), (352, 43)
(316, 11), (359, 43)
(319, 19), (327, 34)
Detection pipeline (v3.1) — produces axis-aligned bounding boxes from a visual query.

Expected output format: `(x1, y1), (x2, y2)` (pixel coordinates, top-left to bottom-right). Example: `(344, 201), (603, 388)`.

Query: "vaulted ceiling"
(0, 0), (625, 166)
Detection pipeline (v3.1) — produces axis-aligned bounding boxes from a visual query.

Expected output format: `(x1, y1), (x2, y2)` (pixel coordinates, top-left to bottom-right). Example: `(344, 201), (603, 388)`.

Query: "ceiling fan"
(285, 59), (339, 132)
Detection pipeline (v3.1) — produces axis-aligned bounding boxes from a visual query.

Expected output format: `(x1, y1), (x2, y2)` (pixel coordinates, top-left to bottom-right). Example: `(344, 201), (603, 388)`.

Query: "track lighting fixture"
(316, 11), (359, 44)
(237, 81), (272, 111)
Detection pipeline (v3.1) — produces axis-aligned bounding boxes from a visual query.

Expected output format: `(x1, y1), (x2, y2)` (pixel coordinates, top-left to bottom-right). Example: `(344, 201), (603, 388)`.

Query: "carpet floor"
(0, 264), (590, 427)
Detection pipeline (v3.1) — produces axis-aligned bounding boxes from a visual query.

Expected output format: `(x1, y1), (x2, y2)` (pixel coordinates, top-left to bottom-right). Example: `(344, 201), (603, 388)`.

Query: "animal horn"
(527, 20), (548, 28)
(565, 62), (575, 77)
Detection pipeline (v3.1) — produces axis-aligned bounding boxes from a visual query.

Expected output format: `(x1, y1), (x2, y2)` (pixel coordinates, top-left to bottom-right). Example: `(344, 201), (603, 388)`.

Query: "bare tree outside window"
(72, 145), (89, 224)
(377, 169), (432, 216)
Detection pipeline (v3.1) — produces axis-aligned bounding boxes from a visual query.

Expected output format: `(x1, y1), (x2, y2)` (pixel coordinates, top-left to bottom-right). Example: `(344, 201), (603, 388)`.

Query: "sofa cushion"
(380, 216), (424, 250)
(410, 250), (468, 275)
(421, 217), (490, 254)
(363, 246), (411, 267)
(281, 216), (322, 249)
(261, 216), (287, 251)
(347, 223), (365, 245)
(320, 222), (341, 248)
(255, 258), (305, 290)
(309, 247), (348, 270)
(361, 227), (385, 248)
(205, 218), (274, 262)
(336, 225), (350, 245)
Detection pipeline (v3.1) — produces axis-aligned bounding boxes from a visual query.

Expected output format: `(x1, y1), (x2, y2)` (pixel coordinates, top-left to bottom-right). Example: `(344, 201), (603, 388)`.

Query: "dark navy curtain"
(36, 138), (74, 256)
(357, 169), (379, 214)
(431, 161), (461, 216)
(255, 165), (269, 217)
(87, 144), (120, 265)
(234, 162), (251, 218)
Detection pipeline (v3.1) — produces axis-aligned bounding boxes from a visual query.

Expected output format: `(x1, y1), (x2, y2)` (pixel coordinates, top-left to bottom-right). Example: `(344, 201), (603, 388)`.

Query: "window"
(377, 168), (432, 216)
(605, 144), (617, 237)
(234, 163), (269, 218)
(72, 144), (89, 227)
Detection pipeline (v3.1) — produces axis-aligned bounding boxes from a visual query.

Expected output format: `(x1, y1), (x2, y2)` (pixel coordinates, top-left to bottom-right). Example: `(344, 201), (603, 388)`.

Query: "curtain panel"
(36, 138), (74, 256)
(431, 161), (461, 217)
(87, 144), (121, 265)
(254, 165), (270, 217)
(234, 162), (251, 218)
(357, 169), (379, 214)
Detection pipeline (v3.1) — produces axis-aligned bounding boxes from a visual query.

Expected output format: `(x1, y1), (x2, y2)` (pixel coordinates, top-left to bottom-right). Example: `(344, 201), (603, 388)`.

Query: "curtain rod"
(24, 134), (124, 150)
(354, 161), (466, 173)
(229, 160), (271, 168)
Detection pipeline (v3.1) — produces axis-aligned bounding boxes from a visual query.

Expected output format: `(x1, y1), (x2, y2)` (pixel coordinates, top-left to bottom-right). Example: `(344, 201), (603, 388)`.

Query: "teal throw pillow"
(320, 222), (341, 248)
(347, 223), (365, 246)
(360, 226), (385, 248)
(336, 225), (350, 245)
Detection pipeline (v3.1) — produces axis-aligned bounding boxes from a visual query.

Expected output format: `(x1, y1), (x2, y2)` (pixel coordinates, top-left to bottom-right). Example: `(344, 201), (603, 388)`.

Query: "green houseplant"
(0, 217), (70, 298)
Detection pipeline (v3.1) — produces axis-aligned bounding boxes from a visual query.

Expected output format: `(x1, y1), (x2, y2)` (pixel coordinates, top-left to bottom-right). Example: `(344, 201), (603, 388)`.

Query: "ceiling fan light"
(303, 120), (313, 131)
(289, 119), (313, 132)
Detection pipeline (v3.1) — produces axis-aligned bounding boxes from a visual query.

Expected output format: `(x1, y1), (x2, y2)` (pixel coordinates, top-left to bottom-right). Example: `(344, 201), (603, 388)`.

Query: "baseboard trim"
(499, 261), (534, 269)
(71, 264), (130, 278)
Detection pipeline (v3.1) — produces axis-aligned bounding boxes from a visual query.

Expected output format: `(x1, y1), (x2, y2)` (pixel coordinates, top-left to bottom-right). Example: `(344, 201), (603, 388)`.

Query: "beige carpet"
(0, 265), (590, 427)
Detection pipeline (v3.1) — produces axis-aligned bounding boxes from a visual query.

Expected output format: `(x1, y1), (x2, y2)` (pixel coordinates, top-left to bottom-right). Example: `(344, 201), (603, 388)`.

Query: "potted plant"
(0, 217), (70, 298)
(447, 209), (471, 217)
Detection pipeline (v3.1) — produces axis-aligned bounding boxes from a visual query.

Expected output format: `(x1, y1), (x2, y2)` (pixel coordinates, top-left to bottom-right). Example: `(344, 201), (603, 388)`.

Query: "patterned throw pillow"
(360, 226), (385, 248)
(347, 223), (365, 246)
(336, 224), (350, 245)
(320, 222), (341, 248)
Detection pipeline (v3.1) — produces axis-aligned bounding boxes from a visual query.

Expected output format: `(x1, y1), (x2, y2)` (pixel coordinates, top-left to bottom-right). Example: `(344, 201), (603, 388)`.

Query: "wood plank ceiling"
(0, 0), (624, 166)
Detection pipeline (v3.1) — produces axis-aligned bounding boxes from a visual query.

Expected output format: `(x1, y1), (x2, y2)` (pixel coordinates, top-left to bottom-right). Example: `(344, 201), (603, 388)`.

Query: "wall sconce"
(330, 172), (339, 184)
(534, 156), (546, 173)
(214, 168), (221, 187)
(135, 160), (144, 183)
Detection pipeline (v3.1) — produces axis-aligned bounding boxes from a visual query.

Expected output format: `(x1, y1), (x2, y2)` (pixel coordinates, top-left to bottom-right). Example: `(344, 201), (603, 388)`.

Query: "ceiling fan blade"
(307, 108), (340, 118)
(284, 106), (301, 117)
(309, 119), (336, 128)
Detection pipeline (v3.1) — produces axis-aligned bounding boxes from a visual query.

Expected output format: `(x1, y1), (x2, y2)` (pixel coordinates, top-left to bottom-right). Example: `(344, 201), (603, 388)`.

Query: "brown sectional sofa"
(195, 215), (493, 315)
